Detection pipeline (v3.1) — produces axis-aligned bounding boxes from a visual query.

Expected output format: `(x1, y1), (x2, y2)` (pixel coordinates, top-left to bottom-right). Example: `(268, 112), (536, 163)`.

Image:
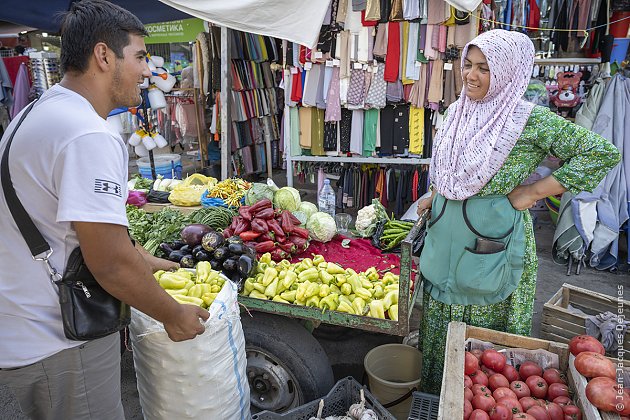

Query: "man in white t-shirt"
(0, 1), (209, 419)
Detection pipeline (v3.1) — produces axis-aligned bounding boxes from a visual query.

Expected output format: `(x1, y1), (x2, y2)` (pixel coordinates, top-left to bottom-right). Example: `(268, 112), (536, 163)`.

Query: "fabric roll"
(427, 58), (443, 104)
(384, 21), (401, 82)
(325, 67), (342, 121)
(372, 23), (389, 57)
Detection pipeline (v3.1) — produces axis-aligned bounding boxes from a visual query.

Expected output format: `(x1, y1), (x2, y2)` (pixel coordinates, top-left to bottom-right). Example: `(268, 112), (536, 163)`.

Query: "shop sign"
(144, 18), (206, 44)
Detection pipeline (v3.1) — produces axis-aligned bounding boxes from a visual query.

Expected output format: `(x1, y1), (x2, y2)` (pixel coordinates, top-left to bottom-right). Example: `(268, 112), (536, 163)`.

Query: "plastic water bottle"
(318, 179), (336, 218)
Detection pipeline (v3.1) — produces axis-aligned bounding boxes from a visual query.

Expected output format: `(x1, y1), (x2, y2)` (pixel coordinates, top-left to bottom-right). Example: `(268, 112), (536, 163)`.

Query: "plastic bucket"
(137, 153), (182, 179)
(364, 344), (422, 420)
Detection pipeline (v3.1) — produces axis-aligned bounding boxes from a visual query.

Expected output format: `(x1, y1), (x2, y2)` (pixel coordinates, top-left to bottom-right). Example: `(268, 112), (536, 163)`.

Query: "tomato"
(489, 374), (511, 391)
(547, 383), (569, 401)
(568, 335), (605, 356)
(585, 376), (630, 415)
(527, 405), (551, 420)
(471, 370), (490, 386)
(490, 403), (514, 420)
(473, 384), (491, 395)
(520, 397), (544, 411)
(573, 351), (616, 379)
(465, 399), (474, 419)
(561, 404), (582, 420)
(502, 365), (521, 383)
(493, 387), (518, 401)
(467, 351), (482, 375)
(510, 381), (531, 399)
(465, 387), (475, 402)
(470, 409), (491, 420)
(497, 397), (523, 415)
(471, 349), (485, 360)
(482, 349), (507, 372)
(525, 375), (548, 399)
(482, 365), (498, 378)
(542, 368), (566, 385)
(473, 393), (497, 413)
(543, 402), (564, 420)
(552, 396), (574, 407)
(519, 361), (543, 380)
(513, 414), (536, 420)
(465, 375), (474, 388)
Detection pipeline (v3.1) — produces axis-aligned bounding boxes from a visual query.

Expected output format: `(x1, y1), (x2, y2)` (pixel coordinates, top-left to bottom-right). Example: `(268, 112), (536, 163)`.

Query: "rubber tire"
(242, 312), (334, 409)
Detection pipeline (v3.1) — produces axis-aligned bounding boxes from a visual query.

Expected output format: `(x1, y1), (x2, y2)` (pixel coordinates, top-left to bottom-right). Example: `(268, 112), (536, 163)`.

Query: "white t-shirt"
(0, 85), (129, 368)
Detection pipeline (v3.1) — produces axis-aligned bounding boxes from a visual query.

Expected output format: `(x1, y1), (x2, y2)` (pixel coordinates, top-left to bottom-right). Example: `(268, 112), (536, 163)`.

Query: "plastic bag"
(129, 280), (250, 420)
(168, 183), (207, 206)
(183, 173), (217, 188)
(147, 189), (170, 204)
(126, 190), (148, 207)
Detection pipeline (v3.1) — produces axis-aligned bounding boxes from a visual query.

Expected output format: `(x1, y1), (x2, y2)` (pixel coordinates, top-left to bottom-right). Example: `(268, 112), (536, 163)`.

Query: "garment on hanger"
(373, 23), (389, 57)
(325, 67), (342, 121)
(405, 22), (421, 81)
(384, 21), (401, 82)
(409, 105), (425, 155)
(311, 108), (326, 155)
(339, 108), (353, 152)
(363, 108), (379, 156)
(350, 109), (365, 154)
(427, 58), (444, 105)
(365, 0), (381, 21)
(324, 121), (339, 151)
(365, 62), (387, 108)
(347, 68), (367, 106)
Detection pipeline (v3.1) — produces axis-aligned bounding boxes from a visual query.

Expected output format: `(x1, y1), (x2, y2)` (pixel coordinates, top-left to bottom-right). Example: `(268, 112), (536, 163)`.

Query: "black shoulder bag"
(1, 101), (130, 341)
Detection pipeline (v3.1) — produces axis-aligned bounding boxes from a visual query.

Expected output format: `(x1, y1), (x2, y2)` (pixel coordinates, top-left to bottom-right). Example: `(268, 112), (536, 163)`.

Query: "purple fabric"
(10, 63), (30, 119)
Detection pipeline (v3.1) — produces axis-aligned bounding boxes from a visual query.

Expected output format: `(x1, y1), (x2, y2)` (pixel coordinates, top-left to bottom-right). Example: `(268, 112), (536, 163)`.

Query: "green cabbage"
(306, 212), (337, 242)
(245, 183), (275, 206)
(291, 211), (308, 226)
(273, 187), (301, 211)
(298, 201), (318, 219)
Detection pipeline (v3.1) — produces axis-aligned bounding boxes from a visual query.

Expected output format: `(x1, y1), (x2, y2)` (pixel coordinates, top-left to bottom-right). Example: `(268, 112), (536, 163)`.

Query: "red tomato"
(471, 349), (484, 360)
(471, 370), (490, 386)
(473, 384), (491, 395)
(493, 387), (518, 401)
(465, 387), (475, 402)
(489, 374), (511, 391)
(542, 368), (566, 385)
(574, 351), (616, 379)
(513, 414), (536, 420)
(497, 397), (523, 415)
(525, 376), (548, 399)
(526, 405), (551, 420)
(585, 377), (630, 415)
(473, 393), (497, 413)
(465, 399), (474, 419)
(502, 365), (521, 383)
(547, 383), (569, 401)
(510, 381), (531, 399)
(470, 409), (491, 420)
(482, 365), (498, 378)
(568, 335), (605, 356)
(561, 404), (582, 420)
(465, 375), (474, 388)
(519, 361), (543, 380)
(551, 396), (574, 407)
(490, 403), (514, 420)
(543, 402), (564, 420)
(482, 349), (507, 372)
(467, 352), (482, 375)
(520, 397), (544, 411)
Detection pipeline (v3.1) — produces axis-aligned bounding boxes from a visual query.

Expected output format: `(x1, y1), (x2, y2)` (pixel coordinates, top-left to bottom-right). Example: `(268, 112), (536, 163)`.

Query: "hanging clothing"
(325, 67), (342, 122)
(339, 108), (353, 153)
(363, 108), (379, 156)
(384, 22), (401, 82)
(409, 106), (425, 155)
(350, 110), (364, 155)
(372, 23), (389, 58)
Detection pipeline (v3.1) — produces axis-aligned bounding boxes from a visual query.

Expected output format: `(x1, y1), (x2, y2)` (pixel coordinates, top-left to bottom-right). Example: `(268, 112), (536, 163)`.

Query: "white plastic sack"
(401, 191), (432, 221)
(129, 280), (250, 420)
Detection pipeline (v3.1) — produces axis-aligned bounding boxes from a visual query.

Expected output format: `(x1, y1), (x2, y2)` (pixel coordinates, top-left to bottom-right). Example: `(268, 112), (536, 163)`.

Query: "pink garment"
(430, 30), (536, 201)
(10, 63), (31, 119)
(325, 67), (342, 122)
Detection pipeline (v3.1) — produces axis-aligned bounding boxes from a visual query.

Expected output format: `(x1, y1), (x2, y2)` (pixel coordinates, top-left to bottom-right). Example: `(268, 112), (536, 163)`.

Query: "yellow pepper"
(326, 262), (345, 275)
(365, 267), (380, 282)
(335, 274), (347, 286)
(153, 270), (165, 281)
(319, 284), (330, 298)
(262, 267), (278, 287)
(259, 253), (272, 265)
(319, 271), (334, 285)
(255, 273), (264, 284)
(158, 273), (188, 289)
(264, 279), (279, 298)
(355, 287), (372, 301)
(196, 261), (212, 283)
(173, 295), (204, 307)
(305, 295), (320, 307)
(352, 297), (367, 316)
(329, 284), (341, 295)
(206, 270), (220, 284)
(300, 258), (314, 269)
(340, 283), (352, 296)
(257, 262), (269, 274)
(337, 301), (356, 314)
(184, 280), (195, 290)
(304, 283), (320, 299)
(164, 288), (188, 296)
(312, 255), (325, 266)
(360, 276), (374, 289)
(319, 293), (339, 311)
(388, 304), (398, 321)
(382, 272), (398, 285)
(243, 279), (255, 295)
(373, 285), (385, 299)
(252, 283), (266, 294)
(272, 295), (290, 304)
(384, 284), (399, 293)
(202, 292), (219, 307)
(187, 284), (203, 299)
(173, 270), (194, 281)
(317, 261), (328, 270)
(278, 270), (287, 280)
(347, 274), (362, 293)
(249, 290), (268, 300)
(294, 299), (305, 306)
(369, 300), (386, 319)
(210, 284), (221, 293)
(280, 290), (297, 302)
(296, 281), (310, 302)
(279, 260), (292, 270)
(282, 271), (297, 289)
(383, 290), (399, 310)
(298, 267), (318, 280)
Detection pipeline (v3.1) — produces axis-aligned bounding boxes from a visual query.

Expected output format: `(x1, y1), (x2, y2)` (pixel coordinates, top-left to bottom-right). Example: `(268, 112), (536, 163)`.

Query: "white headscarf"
(430, 30), (536, 200)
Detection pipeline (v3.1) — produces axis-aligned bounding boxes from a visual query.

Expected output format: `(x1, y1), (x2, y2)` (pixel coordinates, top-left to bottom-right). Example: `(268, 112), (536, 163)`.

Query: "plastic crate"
(252, 377), (395, 420)
(407, 391), (439, 420)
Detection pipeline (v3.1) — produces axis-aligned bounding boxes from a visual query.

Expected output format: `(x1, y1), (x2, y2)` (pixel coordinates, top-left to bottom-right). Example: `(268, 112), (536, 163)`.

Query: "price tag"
(290, 67), (298, 74)
(314, 51), (323, 59)
(362, 64), (368, 71)
(304, 62), (313, 70)
(326, 60), (334, 67)
(332, 59), (341, 66)
(444, 62), (453, 71)
(353, 62), (363, 70)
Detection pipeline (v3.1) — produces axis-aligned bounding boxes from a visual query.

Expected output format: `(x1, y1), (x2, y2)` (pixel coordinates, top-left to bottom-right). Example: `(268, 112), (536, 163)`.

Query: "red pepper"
(254, 241), (275, 253)
(267, 218), (285, 239)
(239, 230), (261, 241)
(238, 206), (253, 221)
(278, 242), (297, 254)
(249, 199), (273, 214)
(251, 218), (268, 234)
(281, 211), (295, 233)
(233, 217), (250, 236)
(222, 228), (234, 238)
(229, 216), (239, 230)
(258, 231), (275, 242)
(270, 248), (289, 262)
(291, 226), (310, 239)
(254, 208), (275, 220)
(288, 235), (309, 250)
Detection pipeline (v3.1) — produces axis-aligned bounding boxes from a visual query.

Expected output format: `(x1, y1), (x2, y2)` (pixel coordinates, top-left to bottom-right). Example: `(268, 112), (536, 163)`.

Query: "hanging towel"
(384, 22), (401, 82)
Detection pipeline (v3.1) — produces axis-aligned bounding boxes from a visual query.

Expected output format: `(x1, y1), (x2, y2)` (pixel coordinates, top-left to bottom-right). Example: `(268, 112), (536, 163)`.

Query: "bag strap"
(0, 101), (51, 258)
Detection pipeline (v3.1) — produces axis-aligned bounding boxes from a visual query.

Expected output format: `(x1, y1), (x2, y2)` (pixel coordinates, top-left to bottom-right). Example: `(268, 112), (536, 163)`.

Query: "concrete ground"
(1, 174), (627, 419)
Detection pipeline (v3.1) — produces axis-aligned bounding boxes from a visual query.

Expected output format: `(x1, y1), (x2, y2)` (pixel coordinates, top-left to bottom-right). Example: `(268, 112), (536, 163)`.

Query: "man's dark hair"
(59, 0), (148, 73)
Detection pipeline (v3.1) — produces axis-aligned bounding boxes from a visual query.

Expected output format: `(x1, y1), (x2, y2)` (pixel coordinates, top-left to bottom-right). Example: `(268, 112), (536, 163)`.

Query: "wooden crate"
(541, 283), (630, 360)
(438, 322), (623, 420)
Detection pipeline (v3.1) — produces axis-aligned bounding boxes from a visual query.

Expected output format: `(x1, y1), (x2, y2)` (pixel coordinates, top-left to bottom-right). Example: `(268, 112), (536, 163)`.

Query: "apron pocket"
(455, 247), (509, 296)
(419, 233), (449, 289)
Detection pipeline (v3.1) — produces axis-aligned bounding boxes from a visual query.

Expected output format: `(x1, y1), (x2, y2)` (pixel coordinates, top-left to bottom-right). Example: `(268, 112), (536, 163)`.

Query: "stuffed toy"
(549, 71), (583, 116)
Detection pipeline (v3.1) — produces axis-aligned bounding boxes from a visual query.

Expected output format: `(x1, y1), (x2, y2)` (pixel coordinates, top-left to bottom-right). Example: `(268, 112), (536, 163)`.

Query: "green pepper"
(259, 253), (272, 264)
(329, 284), (341, 295)
(304, 283), (320, 299)
(337, 301), (355, 314)
(305, 295), (320, 307)
(360, 276), (374, 289)
(280, 290), (297, 302)
(326, 262), (345, 275)
(319, 293), (339, 311)
(384, 284), (399, 293)
(355, 287), (373, 301)
(340, 283), (352, 296)
(257, 262), (269, 274)
(279, 260), (292, 270)
(153, 270), (165, 282)
(365, 267), (379, 282)
(202, 292), (218, 307)
(188, 285), (203, 299)
(318, 284), (330, 298)
(272, 295), (290, 304)
(352, 297), (367, 315)
(347, 274), (362, 293)
(243, 279), (255, 295)
(319, 271), (334, 285)
(312, 255), (325, 266)
(369, 300), (386, 319)
(373, 285), (385, 299)
(338, 295), (353, 307)
(296, 281), (310, 302)
(335, 274), (347, 286)
(248, 290), (268, 300)
(173, 295), (204, 307)
(158, 273), (188, 289)
(264, 278), (279, 298)
(252, 283), (266, 294)
(164, 288), (188, 296)
(383, 290), (399, 310)
(298, 267), (318, 281)
(382, 272), (398, 285)
(299, 258), (314, 270)
(388, 304), (398, 321)
(262, 267), (278, 287)
(196, 261), (212, 283)
(282, 271), (297, 289)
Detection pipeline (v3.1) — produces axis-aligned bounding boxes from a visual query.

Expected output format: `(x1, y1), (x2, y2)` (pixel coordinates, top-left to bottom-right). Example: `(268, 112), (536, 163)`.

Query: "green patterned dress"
(419, 105), (622, 395)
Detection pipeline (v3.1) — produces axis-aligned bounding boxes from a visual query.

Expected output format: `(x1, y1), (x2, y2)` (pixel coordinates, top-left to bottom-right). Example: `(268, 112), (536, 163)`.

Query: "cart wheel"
(242, 312), (334, 413)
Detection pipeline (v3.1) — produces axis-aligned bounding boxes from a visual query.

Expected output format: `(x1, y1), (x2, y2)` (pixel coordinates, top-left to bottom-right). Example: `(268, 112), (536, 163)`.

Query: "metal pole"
(141, 89), (157, 180)
(220, 26), (232, 180)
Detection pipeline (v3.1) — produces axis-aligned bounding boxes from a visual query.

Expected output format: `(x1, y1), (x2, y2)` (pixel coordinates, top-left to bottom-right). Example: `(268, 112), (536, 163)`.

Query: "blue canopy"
(0, 0), (191, 33)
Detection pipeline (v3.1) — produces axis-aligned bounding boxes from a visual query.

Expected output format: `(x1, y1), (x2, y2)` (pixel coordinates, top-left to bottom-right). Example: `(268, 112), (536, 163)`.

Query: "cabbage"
(291, 211), (308, 226)
(306, 212), (337, 242)
(298, 201), (318, 219)
(245, 183), (275, 206)
(273, 187), (301, 211)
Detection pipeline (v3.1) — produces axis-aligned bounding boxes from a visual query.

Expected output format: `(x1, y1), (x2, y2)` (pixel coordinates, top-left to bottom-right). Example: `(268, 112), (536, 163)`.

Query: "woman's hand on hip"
(507, 185), (538, 210)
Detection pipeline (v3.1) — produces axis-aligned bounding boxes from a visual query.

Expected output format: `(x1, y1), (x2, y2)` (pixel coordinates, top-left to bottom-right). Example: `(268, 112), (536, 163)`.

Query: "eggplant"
(228, 243), (247, 255)
(171, 240), (186, 250)
(201, 231), (224, 253)
(222, 258), (238, 272)
(168, 250), (186, 263)
(180, 255), (196, 268)
(195, 250), (211, 261)
(179, 245), (191, 255)
(210, 259), (222, 271)
(192, 245), (204, 256)
(213, 247), (229, 261)
(226, 236), (243, 245)
(237, 254), (256, 278)
(180, 224), (213, 247)
(243, 244), (256, 259)
(159, 242), (174, 256)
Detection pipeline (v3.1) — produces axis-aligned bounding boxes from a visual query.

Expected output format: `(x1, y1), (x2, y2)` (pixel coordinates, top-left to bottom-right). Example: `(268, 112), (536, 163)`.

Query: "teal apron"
(419, 193), (526, 306)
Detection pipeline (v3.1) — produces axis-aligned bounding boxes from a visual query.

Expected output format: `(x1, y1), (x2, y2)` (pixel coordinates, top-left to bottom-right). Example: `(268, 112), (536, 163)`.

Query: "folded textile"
(585, 311), (630, 354)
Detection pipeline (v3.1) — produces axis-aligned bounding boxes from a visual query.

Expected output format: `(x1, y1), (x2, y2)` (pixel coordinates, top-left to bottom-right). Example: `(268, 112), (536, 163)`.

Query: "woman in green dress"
(416, 29), (621, 395)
